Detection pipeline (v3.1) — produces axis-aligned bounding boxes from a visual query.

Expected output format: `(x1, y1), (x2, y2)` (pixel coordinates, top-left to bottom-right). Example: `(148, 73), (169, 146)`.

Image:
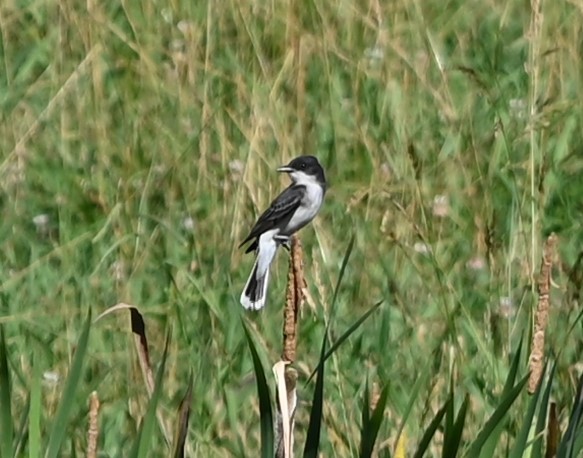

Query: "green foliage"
(0, 0), (583, 455)
(28, 356), (43, 458)
(413, 401), (448, 458)
(303, 325), (327, 458)
(359, 380), (390, 458)
(443, 391), (469, 458)
(466, 374), (529, 457)
(129, 332), (170, 458)
(557, 373), (583, 458)
(510, 363), (551, 458)
(0, 326), (14, 458)
(242, 321), (274, 458)
(45, 310), (92, 458)
(305, 237), (355, 457)
(172, 372), (194, 458)
(469, 336), (525, 457)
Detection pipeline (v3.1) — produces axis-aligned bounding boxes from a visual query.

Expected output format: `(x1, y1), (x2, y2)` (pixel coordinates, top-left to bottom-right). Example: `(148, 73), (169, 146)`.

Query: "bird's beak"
(277, 166), (293, 173)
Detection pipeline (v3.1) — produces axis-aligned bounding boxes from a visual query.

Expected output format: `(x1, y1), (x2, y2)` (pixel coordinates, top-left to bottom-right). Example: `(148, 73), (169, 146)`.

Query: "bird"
(239, 155), (326, 310)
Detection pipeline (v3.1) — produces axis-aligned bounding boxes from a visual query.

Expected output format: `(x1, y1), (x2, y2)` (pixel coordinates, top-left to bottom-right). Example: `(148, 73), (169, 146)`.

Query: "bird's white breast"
(284, 174), (324, 234)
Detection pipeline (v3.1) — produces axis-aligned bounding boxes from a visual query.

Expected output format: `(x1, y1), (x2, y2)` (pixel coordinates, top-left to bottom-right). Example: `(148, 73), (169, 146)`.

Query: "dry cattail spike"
(87, 391), (100, 458)
(275, 234), (305, 458)
(282, 235), (305, 363)
(528, 233), (558, 394)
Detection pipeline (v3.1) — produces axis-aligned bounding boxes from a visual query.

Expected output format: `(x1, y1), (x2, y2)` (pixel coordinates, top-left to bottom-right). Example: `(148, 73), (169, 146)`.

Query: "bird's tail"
(240, 261), (270, 310)
(240, 238), (277, 310)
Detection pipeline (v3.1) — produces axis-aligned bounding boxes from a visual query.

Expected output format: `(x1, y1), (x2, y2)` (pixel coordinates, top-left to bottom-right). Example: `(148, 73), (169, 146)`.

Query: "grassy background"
(1, 0), (583, 455)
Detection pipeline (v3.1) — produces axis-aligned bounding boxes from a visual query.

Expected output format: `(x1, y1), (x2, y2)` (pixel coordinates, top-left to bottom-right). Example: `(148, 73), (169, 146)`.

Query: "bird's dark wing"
(239, 185), (305, 251)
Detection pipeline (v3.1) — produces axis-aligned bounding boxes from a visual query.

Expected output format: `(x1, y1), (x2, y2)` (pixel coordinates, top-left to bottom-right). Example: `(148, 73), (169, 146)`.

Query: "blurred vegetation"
(1, 0), (583, 455)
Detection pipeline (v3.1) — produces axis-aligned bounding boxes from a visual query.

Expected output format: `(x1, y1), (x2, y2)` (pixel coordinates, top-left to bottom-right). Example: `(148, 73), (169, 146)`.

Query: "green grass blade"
(45, 309), (92, 458)
(531, 361), (557, 458)
(242, 321), (273, 458)
(13, 396), (30, 458)
(359, 384), (389, 458)
(570, 428), (583, 457)
(502, 335), (524, 396)
(557, 372), (583, 458)
(172, 371), (194, 458)
(361, 378), (370, 435)
(304, 236), (356, 457)
(465, 374), (529, 457)
(303, 331), (326, 458)
(394, 356), (433, 445)
(329, 234), (355, 321)
(307, 300), (382, 383)
(444, 380), (455, 447)
(28, 355), (42, 458)
(130, 331), (171, 458)
(509, 364), (547, 458)
(477, 338), (525, 458)
(443, 394), (469, 458)
(413, 400), (449, 458)
(0, 325), (14, 458)
(70, 437), (77, 458)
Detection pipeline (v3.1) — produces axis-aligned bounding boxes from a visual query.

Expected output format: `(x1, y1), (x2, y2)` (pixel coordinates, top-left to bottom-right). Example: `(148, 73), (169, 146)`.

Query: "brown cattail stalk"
(87, 391), (100, 458)
(275, 235), (305, 458)
(546, 402), (559, 457)
(282, 235), (305, 363)
(528, 233), (557, 394)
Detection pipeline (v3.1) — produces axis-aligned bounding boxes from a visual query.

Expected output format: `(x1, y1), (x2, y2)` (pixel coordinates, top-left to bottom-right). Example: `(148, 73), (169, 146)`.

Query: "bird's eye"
(300, 163), (306, 169)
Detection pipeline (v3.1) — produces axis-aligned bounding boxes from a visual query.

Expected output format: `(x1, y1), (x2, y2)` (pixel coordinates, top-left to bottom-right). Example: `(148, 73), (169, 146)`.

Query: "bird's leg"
(274, 235), (292, 251)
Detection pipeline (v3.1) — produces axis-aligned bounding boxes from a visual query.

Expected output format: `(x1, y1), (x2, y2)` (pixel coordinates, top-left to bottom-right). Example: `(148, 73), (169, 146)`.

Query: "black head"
(277, 155), (326, 186)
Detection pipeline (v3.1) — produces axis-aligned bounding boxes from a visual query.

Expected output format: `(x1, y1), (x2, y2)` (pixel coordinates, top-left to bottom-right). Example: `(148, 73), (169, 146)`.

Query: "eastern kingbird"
(239, 155), (326, 310)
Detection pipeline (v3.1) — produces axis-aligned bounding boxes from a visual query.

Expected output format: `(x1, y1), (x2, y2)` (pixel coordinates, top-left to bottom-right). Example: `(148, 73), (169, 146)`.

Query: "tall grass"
(1, 0), (583, 455)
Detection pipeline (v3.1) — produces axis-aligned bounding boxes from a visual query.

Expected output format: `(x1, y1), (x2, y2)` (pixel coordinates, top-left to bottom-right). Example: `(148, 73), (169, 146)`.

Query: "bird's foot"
(274, 235), (292, 251)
